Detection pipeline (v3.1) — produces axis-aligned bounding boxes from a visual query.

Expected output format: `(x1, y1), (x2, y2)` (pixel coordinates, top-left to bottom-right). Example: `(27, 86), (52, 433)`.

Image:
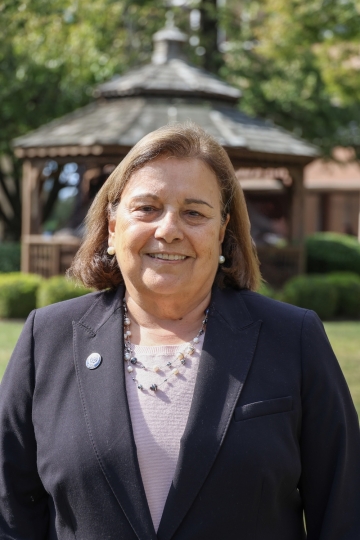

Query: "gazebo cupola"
(152, 21), (187, 64)
(13, 19), (318, 285)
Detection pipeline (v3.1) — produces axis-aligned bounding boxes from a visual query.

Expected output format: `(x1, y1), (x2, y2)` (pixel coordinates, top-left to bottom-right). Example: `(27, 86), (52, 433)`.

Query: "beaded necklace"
(123, 299), (208, 393)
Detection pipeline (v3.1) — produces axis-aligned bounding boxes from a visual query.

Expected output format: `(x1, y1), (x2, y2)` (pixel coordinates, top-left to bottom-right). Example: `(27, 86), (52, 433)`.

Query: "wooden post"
(288, 166), (305, 243)
(21, 160), (43, 273)
(288, 166), (306, 274)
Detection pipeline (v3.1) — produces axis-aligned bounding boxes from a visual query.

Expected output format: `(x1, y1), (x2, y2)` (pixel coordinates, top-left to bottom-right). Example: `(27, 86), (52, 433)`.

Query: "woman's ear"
(219, 214), (230, 243)
(108, 217), (116, 236)
(108, 203), (116, 239)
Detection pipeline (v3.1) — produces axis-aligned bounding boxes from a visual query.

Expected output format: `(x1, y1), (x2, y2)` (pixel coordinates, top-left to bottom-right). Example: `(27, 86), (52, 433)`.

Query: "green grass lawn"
(0, 320), (24, 379)
(324, 321), (360, 415)
(0, 319), (359, 415)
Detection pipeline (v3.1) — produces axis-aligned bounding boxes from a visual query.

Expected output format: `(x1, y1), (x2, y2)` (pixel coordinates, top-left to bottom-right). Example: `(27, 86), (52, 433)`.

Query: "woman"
(0, 123), (359, 540)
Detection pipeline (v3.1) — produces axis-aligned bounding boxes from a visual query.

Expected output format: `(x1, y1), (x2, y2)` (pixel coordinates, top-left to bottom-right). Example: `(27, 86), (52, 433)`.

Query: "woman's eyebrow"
(130, 194), (160, 201)
(184, 198), (214, 209)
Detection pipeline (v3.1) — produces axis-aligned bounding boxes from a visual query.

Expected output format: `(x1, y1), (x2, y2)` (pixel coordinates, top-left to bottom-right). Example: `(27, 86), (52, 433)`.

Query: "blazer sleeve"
(0, 310), (49, 539)
(299, 310), (360, 539)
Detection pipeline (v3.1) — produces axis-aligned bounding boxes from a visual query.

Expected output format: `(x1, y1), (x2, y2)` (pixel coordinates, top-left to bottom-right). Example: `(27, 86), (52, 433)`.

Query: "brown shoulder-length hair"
(68, 122), (261, 291)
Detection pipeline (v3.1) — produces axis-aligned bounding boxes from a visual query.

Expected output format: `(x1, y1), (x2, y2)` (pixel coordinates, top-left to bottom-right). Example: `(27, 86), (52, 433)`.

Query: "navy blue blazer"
(0, 285), (360, 539)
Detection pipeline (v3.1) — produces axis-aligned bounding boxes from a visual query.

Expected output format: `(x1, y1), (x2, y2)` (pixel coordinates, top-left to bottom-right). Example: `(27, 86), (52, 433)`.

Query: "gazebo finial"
(152, 15), (187, 65)
(165, 10), (175, 28)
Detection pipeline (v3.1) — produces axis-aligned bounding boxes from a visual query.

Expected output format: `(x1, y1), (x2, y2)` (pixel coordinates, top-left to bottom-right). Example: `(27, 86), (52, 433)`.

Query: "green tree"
(221, 0), (360, 153)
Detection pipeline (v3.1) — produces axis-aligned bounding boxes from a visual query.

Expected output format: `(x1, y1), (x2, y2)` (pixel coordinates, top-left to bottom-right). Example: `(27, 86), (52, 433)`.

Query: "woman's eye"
(139, 206), (156, 213)
(186, 210), (203, 217)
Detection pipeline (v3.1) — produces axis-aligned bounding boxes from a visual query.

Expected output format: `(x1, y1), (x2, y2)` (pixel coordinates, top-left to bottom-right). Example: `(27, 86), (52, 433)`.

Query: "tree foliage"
(0, 0), (172, 156)
(222, 0), (360, 152)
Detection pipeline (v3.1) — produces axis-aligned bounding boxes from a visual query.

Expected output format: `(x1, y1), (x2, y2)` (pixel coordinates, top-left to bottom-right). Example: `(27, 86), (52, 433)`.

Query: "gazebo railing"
(256, 245), (304, 288)
(22, 235), (81, 278)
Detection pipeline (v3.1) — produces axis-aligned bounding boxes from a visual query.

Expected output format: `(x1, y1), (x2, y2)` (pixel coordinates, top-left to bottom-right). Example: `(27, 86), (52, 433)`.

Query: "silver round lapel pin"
(86, 353), (102, 370)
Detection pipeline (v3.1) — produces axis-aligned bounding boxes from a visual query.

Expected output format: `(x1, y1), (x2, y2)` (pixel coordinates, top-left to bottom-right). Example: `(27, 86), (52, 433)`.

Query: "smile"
(148, 253), (187, 261)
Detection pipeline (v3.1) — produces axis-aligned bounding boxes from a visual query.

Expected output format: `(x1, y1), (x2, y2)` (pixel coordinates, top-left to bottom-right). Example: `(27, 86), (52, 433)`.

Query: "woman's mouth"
(147, 253), (187, 261)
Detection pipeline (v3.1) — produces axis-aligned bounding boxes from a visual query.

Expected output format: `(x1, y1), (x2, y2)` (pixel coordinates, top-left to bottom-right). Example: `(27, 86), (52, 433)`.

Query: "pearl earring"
(107, 246), (116, 256)
(219, 255), (225, 264)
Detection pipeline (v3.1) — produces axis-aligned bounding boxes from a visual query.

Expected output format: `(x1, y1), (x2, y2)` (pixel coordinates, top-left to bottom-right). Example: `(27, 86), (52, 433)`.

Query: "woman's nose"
(154, 211), (184, 243)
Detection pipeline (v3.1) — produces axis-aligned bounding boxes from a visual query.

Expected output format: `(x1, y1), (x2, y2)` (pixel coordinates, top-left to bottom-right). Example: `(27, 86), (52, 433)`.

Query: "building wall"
(304, 194), (320, 236)
(304, 191), (360, 238)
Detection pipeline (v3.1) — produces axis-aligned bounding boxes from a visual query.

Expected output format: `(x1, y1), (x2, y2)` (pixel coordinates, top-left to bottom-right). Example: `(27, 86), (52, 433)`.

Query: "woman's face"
(108, 157), (229, 303)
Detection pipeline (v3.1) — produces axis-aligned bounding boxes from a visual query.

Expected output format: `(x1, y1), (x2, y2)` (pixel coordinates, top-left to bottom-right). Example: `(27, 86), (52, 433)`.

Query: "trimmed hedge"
(37, 276), (92, 308)
(306, 233), (360, 275)
(0, 242), (21, 273)
(0, 273), (42, 318)
(282, 272), (360, 319)
(282, 275), (338, 320)
(0, 273), (92, 318)
(326, 272), (360, 318)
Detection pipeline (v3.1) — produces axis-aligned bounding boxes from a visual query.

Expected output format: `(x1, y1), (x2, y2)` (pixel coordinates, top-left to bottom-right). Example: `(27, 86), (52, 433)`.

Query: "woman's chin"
(144, 280), (187, 297)
(138, 272), (192, 297)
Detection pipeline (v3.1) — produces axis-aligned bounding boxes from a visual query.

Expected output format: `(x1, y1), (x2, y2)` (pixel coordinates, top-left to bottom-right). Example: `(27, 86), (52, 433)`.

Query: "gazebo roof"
(94, 59), (240, 103)
(13, 21), (318, 164)
(13, 98), (317, 161)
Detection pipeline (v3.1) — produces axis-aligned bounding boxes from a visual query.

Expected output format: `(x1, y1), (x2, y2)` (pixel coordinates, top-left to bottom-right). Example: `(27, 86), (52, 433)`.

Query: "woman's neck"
(124, 290), (211, 346)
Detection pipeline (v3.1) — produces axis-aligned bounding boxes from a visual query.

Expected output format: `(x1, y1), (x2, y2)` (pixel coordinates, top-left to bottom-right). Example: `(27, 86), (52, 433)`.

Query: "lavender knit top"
(125, 334), (204, 531)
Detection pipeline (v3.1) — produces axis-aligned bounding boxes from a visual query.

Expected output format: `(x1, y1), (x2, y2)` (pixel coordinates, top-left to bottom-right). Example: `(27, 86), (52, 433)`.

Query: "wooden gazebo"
(13, 22), (318, 286)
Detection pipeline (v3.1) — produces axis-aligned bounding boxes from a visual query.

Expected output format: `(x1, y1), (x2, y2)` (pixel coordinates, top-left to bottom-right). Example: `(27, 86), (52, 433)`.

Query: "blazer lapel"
(73, 285), (157, 540)
(157, 287), (262, 540)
